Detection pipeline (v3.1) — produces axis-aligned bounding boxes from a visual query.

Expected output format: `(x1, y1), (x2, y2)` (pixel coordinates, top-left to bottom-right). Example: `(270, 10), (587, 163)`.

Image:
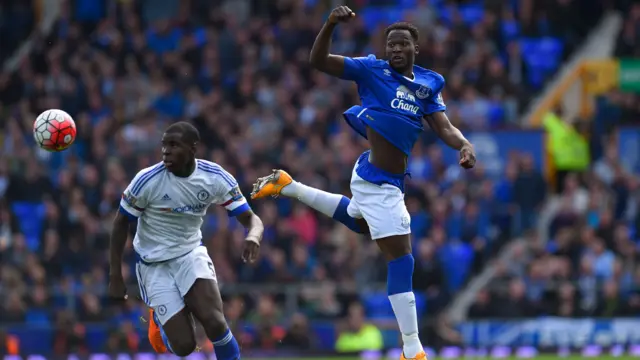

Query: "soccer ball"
(33, 109), (77, 152)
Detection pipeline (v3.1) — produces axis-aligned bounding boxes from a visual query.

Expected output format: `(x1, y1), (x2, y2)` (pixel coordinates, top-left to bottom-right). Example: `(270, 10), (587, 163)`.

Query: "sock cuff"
(332, 196), (351, 218)
(388, 253), (414, 266)
(387, 254), (415, 295)
(212, 328), (233, 346)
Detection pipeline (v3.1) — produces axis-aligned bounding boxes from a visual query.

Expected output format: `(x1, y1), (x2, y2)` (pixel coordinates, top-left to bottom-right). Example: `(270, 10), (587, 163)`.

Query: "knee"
(170, 335), (197, 357)
(200, 309), (228, 339)
(354, 218), (369, 234)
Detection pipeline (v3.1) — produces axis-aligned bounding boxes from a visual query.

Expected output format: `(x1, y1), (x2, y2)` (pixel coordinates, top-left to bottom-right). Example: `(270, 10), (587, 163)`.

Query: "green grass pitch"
(246, 357), (638, 360)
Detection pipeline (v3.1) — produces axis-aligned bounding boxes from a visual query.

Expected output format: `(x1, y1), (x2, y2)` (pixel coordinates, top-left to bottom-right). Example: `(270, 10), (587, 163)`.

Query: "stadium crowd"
(471, 2), (640, 321)
(0, 0), (634, 355)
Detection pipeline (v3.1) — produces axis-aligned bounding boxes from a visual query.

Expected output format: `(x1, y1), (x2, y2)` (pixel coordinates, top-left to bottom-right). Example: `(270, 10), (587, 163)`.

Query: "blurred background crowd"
(0, 0), (639, 357)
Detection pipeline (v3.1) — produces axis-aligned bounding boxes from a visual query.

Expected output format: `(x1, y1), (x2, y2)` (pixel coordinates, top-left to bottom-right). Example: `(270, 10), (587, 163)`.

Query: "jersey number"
(207, 262), (214, 275)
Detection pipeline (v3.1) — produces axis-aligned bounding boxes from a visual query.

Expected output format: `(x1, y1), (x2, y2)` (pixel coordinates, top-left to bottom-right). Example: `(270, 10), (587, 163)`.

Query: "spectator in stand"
(513, 154), (546, 232)
(335, 302), (383, 353)
(280, 313), (317, 350)
(467, 289), (497, 319)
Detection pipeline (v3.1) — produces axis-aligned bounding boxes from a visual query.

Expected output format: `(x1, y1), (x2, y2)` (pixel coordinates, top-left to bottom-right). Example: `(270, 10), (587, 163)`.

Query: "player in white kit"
(108, 122), (263, 359)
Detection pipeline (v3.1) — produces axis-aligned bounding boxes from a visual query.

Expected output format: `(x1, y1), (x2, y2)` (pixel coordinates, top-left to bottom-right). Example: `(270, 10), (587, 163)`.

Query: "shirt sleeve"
(212, 167), (251, 218)
(340, 54), (377, 82)
(424, 75), (447, 115)
(119, 165), (163, 220)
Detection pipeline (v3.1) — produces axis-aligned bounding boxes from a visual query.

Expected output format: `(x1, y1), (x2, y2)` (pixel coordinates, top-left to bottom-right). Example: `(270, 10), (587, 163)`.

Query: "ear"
(414, 44), (419, 55)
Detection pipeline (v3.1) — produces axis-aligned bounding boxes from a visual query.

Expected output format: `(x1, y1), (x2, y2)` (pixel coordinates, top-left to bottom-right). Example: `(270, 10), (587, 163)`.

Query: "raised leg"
(251, 169), (368, 233)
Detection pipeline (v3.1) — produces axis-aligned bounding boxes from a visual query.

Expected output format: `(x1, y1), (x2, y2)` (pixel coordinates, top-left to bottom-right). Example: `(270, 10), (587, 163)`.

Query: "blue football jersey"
(340, 54), (446, 155)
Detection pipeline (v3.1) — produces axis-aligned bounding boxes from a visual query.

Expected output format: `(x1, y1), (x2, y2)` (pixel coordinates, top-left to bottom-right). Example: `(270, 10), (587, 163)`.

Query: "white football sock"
(389, 292), (424, 358)
(281, 181), (342, 218)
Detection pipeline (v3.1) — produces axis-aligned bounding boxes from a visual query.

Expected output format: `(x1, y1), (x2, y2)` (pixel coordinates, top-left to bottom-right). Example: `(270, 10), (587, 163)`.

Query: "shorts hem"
(370, 230), (411, 241)
(178, 274), (217, 297)
(156, 304), (185, 326)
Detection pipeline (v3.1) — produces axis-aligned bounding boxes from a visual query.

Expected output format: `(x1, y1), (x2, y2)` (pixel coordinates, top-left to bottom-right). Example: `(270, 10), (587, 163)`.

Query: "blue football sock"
(387, 254), (423, 358)
(213, 329), (241, 360)
(387, 253), (414, 295)
(332, 196), (366, 234)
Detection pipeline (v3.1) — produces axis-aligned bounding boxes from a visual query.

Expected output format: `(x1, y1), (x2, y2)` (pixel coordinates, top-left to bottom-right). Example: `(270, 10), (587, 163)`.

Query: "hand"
(108, 274), (128, 303)
(459, 143), (476, 169)
(242, 239), (261, 263)
(328, 6), (356, 24)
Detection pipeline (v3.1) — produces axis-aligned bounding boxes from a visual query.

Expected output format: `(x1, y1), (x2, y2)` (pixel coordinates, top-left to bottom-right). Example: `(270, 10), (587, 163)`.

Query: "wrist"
(245, 236), (261, 245)
(109, 268), (122, 278)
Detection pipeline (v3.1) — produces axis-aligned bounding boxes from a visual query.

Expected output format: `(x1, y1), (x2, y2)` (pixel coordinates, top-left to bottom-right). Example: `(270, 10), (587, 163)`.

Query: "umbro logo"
(161, 194), (171, 201)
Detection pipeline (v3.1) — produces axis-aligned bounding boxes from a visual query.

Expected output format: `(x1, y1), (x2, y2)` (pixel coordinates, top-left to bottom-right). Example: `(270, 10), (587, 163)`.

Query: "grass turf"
(246, 357), (638, 360)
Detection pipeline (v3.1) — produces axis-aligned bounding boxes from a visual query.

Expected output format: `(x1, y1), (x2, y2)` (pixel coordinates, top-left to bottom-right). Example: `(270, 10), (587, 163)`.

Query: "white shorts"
(346, 154), (411, 240)
(135, 246), (216, 325)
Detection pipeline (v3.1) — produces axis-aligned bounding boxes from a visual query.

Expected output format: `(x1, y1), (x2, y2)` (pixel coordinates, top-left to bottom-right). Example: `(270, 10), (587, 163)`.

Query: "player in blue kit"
(252, 6), (476, 360)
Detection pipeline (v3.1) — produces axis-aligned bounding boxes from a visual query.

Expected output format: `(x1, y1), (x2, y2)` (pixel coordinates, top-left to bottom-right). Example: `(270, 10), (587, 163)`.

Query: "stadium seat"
(459, 5), (485, 27)
(520, 37), (564, 88)
(25, 310), (50, 327)
(501, 21), (520, 42)
(10, 202), (46, 251)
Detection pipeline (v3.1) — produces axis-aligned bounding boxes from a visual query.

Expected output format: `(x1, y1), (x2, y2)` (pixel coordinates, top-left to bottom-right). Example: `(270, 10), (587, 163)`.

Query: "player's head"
(384, 22), (419, 72)
(162, 122), (200, 174)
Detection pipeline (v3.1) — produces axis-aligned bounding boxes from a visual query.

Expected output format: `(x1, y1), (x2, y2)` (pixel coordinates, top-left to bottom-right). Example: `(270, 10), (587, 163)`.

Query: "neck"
(392, 64), (414, 78)
(173, 159), (196, 178)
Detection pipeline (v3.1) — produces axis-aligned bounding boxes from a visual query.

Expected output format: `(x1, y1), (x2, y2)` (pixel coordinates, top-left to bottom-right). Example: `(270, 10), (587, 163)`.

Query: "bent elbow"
(309, 56), (322, 69)
(309, 53), (329, 70)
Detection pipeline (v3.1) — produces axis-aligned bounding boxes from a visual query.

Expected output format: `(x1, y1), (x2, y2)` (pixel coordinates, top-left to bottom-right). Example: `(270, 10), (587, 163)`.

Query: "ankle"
(280, 180), (299, 198)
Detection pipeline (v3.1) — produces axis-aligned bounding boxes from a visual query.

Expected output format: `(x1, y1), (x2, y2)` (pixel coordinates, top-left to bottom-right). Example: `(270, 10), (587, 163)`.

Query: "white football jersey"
(119, 159), (250, 263)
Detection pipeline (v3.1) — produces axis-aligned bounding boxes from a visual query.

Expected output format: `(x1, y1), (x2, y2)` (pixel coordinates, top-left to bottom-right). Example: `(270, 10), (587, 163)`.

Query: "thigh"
(376, 234), (412, 260)
(346, 186), (370, 233)
(351, 175), (411, 240)
(173, 248), (226, 335)
(136, 262), (185, 325)
(171, 246), (217, 297)
(184, 278), (228, 339)
(160, 307), (197, 348)
(183, 278), (225, 321)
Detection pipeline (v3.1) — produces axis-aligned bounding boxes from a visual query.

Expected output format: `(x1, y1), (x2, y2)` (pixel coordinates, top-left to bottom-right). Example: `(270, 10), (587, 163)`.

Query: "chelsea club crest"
(416, 85), (430, 99)
(197, 190), (210, 202)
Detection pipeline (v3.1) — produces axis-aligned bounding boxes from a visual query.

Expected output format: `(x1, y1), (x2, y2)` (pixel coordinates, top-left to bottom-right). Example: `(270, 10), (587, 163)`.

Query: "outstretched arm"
(309, 6), (355, 77)
(235, 210), (264, 263)
(425, 111), (476, 169)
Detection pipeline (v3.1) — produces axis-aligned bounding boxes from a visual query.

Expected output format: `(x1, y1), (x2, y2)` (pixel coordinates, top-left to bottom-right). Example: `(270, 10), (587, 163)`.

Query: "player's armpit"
(311, 54), (347, 78)
(423, 111), (471, 151)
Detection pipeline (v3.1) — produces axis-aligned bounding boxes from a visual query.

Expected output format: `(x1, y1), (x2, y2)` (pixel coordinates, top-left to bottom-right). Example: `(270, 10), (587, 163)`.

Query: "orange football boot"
(400, 351), (428, 360)
(251, 169), (293, 199)
(148, 308), (168, 353)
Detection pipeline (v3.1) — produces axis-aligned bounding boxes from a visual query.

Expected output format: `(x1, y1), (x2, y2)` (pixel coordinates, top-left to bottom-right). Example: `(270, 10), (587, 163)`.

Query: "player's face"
(385, 29), (417, 71)
(161, 132), (193, 172)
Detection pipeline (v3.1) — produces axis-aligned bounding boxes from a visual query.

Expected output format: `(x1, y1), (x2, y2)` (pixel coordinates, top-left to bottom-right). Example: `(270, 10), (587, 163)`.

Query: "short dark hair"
(385, 22), (419, 42)
(165, 121), (200, 145)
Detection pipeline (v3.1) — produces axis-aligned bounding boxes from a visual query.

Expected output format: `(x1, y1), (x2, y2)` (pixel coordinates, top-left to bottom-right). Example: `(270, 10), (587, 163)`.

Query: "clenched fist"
(328, 6), (356, 24)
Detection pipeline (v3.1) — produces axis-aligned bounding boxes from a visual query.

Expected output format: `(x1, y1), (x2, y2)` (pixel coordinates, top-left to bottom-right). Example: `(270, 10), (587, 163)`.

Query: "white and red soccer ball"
(33, 109), (77, 152)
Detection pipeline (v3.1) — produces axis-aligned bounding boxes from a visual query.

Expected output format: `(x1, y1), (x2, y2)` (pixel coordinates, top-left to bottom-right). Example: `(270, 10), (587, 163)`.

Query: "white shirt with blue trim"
(119, 159), (250, 263)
